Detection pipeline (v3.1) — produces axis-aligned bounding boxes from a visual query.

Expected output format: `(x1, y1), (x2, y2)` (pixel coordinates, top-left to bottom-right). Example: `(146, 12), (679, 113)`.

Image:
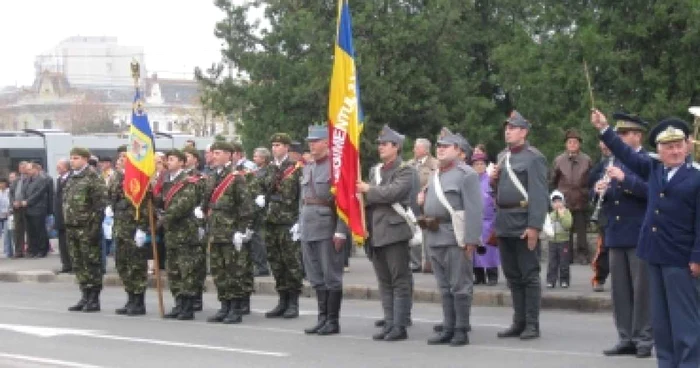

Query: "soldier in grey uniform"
(419, 130), (483, 346)
(300, 125), (348, 336)
(491, 111), (548, 340)
(357, 125), (416, 342)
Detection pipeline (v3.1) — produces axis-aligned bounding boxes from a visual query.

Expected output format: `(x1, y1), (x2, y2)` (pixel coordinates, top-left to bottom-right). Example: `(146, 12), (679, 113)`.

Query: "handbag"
(373, 165), (422, 246)
(504, 151), (551, 240)
(432, 171), (466, 247)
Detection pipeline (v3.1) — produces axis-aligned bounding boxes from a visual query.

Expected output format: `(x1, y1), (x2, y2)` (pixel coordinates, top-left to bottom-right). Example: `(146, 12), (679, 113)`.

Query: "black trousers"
(57, 228), (71, 270)
(569, 210), (589, 262)
(13, 208), (26, 255)
(546, 241), (570, 284)
(25, 213), (48, 256)
(499, 237), (541, 326)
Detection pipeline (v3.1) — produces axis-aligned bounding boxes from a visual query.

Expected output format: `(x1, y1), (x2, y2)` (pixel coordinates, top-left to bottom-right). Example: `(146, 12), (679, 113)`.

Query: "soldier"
(407, 138), (438, 273)
(259, 133), (304, 319)
(301, 125), (348, 336)
(417, 130), (482, 346)
(592, 110), (700, 367)
(592, 113), (652, 358)
(249, 147), (271, 278)
(158, 149), (202, 320)
(110, 145), (149, 316)
(65, 147), (108, 312)
(183, 146), (208, 312)
(202, 141), (255, 324)
(491, 111), (548, 340)
(357, 125), (416, 341)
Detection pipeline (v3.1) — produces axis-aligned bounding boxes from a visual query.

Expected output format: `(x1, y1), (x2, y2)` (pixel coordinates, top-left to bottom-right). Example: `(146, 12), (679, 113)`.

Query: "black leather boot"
(427, 329), (454, 345)
(317, 290), (341, 335)
(384, 326), (408, 341)
(222, 299), (242, 324)
(116, 292), (132, 315)
(486, 267), (499, 286)
(450, 328), (469, 346)
(164, 296), (183, 319)
(68, 288), (88, 312)
(519, 323), (540, 340)
(177, 296), (195, 321)
(83, 288), (101, 312)
(283, 291), (299, 319)
(240, 295), (250, 315)
(304, 289), (327, 334)
(207, 300), (230, 323)
(127, 293), (146, 316)
(265, 291), (288, 318)
(497, 322), (526, 338)
(193, 291), (203, 312)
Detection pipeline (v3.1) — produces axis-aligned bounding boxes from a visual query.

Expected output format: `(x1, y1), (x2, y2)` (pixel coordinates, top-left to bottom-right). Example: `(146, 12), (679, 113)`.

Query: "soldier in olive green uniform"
(65, 147), (108, 313)
(183, 146), (208, 312)
(202, 141), (255, 324)
(110, 145), (150, 316)
(257, 133), (304, 319)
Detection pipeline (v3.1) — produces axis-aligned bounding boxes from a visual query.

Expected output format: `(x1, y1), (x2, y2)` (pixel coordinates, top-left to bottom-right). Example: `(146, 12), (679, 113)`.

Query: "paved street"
(0, 282), (652, 368)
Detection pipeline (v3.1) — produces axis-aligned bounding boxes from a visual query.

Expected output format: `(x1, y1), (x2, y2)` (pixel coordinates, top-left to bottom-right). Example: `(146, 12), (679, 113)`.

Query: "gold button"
(655, 209), (659, 215)
(615, 201), (619, 205)
(652, 227), (657, 232)
(616, 216), (620, 221)
(660, 193), (665, 198)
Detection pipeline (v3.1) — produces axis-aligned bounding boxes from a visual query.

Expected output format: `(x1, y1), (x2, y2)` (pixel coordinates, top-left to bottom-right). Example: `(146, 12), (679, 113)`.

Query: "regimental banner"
(328, 0), (365, 243)
(123, 90), (156, 218)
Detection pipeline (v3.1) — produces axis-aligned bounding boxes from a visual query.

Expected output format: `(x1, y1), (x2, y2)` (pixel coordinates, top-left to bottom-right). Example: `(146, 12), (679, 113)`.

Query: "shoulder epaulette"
(527, 146), (545, 157)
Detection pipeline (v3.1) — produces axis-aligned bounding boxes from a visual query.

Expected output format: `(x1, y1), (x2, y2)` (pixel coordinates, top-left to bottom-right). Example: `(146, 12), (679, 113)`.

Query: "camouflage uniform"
(185, 167), (208, 305)
(261, 157), (304, 318)
(203, 163), (254, 323)
(108, 169), (149, 315)
(64, 164), (107, 311)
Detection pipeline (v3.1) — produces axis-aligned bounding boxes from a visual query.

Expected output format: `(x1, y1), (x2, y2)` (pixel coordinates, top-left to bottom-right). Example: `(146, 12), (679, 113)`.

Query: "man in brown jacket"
(551, 129), (592, 264)
(407, 138), (438, 273)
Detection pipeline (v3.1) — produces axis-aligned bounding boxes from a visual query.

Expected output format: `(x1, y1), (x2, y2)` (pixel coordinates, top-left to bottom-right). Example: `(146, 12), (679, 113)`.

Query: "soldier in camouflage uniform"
(183, 146), (208, 312)
(231, 142), (256, 315)
(110, 145), (150, 316)
(202, 141), (255, 324)
(157, 149), (202, 320)
(257, 133), (304, 319)
(65, 147), (108, 312)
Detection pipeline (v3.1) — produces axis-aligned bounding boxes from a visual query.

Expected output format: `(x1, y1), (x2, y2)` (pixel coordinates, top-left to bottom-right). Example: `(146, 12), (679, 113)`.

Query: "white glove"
(233, 232), (244, 251)
(290, 223), (300, 242)
(255, 195), (266, 208)
(198, 227), (205, 241)
(243, 228), (254, 242)
(104, 206), (114, 218)
(134, 229), (147, 248)
(409, 226), (423, 247)
(194, 207), (204, 219)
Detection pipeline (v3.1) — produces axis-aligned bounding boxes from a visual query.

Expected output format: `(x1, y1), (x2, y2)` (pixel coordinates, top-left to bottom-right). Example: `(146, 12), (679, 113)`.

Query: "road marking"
(0, 352), (104, 368)
(0, 323), (288, 358)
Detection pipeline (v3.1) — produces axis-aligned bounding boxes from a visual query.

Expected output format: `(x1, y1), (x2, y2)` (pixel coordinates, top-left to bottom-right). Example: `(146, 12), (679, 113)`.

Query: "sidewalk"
(0, 252), (611, 312)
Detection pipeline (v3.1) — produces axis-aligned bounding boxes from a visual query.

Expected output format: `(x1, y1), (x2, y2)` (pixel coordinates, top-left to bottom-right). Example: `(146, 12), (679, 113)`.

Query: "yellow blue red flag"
(123, 90), (156, 218)
(329, 0), (365, 243)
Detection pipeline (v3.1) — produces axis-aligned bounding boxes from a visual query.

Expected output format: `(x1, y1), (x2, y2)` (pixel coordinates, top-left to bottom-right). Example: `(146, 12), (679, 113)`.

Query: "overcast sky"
(0, 0), (249, 88)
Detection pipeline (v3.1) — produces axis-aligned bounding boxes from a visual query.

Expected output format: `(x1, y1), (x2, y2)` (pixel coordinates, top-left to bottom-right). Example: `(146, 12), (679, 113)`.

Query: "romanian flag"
(123, 90), (156, 218)
(328, 0), (365, 243)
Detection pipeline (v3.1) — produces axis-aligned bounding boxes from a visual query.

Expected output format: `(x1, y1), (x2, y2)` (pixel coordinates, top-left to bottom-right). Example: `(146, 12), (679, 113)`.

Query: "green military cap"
(210, 141), (234, 153)
(270, 133), (292, 145)
(182, 146), (200, 161)
(70, 147), (91, 159)
(165, 149), (186, 162)
(117, 144), (128, 154)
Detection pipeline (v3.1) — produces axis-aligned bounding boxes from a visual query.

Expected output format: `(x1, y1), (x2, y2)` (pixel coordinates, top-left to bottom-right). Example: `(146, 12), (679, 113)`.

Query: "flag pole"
(148, 198), (165, 317)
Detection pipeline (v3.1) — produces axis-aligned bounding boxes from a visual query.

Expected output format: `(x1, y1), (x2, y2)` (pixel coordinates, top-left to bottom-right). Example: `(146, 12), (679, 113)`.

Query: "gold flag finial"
(130, 59), (140, 88)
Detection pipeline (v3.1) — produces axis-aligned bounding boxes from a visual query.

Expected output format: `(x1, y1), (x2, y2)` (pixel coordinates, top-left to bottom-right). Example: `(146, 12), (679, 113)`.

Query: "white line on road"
(0, 352), (105, 368)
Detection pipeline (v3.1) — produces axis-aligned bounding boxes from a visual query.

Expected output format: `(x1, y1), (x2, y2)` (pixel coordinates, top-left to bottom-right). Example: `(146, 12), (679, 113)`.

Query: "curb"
(0, 271), (611, 312)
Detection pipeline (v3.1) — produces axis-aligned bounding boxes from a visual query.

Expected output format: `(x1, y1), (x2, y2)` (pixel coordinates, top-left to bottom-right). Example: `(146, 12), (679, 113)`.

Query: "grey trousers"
(371, 241), (412, 328)
(609, 248), (653, 349)
(302, 239), (345, 291)
(250, 228), (269, 273)
(430, 245), (474, 329)
(499, 237), (541, 326)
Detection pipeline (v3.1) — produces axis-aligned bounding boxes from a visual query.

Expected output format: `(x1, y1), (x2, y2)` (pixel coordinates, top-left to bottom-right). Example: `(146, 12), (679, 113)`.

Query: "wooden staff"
(148, 199), (165, 317)
(583, 59), (595, 109)
(356, 155), (367, 246)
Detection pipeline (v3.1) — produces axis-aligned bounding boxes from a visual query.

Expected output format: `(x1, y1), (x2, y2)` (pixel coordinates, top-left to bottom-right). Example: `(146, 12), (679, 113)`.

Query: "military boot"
(317, 290), (342, 335)
(116, 292), (133, 315)
(177, 296), (195, 321)
(304, 289), (328, 334)
(373, 325), (391, 341)
(164, 296), (183, 319)
(427, 329), (454, 345)
(207, 300), (230, 323)
(127, 293), (146, 316)
(384, 326), (408, 342)
(222, 299), (243, 324)
(193, 292), (203, 312)
(519, 323), (540, 340)
(68, 288), (88, 312)
(265, 291), (288, 318)
(497, 322), (526, 338)
(83, 288), (101, 312)
(283, 291), (299, 319)
(450, 328), (469, 346)
(240, 295), (250, 315)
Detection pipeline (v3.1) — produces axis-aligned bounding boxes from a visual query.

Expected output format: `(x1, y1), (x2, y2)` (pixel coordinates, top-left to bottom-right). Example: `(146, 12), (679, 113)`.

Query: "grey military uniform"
(299, 155), (347, 291)
(423, 161), (483, 331)
(494, 143), (548, 330)
(365, 158), (415, 329)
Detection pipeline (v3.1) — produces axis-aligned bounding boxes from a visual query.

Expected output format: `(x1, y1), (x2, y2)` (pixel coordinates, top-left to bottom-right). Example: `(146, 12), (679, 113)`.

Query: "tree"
(60, 94), (116, 134)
